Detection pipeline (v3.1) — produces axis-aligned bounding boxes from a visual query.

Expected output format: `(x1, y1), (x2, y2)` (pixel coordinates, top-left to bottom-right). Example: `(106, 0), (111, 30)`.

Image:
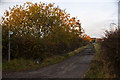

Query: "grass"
(85, 43), (118, 78)
(2, 59), (38, 72)
(3, 45), (88, 72)
(84, 43), (106, 78)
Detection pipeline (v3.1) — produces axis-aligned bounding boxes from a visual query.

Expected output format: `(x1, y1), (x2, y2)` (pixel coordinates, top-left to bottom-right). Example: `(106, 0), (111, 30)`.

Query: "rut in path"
(3, 44), (95, 78)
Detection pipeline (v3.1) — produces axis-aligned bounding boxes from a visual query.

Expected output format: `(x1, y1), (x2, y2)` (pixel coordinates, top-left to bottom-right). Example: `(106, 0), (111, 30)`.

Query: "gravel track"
(2, 44), (95, 78)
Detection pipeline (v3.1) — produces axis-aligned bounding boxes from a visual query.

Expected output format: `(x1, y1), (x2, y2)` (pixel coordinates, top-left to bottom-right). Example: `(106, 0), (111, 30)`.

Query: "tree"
(2, 2), (84, 60)
(2, 2), (82, 38)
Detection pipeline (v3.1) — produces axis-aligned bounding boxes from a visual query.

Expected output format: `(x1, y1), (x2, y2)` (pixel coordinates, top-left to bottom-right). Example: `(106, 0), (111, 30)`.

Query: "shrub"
(2, 2), (87, 60)
(100, 29), (120, 77)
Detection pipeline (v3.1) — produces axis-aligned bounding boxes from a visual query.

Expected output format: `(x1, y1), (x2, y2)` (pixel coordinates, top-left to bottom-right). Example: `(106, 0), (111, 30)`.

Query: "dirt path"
(3, 44), (95, 78)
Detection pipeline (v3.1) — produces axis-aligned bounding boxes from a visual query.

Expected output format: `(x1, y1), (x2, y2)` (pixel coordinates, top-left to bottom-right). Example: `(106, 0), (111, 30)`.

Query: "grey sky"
(0, 0), (118, 38)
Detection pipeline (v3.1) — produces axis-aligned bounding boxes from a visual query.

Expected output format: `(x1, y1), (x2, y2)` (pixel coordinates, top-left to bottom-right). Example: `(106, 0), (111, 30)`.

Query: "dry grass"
(85, 43), (105, 78)
(3, 45), (87, 72)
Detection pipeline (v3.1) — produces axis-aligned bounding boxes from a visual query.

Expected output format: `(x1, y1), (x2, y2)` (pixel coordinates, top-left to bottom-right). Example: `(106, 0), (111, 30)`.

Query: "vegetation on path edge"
(3, 45), (88, 72)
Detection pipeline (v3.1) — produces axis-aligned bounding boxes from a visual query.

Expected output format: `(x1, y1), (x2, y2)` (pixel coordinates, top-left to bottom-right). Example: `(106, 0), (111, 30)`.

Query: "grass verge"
(3, 45), (88, 72)
(84, 43), (105, 78)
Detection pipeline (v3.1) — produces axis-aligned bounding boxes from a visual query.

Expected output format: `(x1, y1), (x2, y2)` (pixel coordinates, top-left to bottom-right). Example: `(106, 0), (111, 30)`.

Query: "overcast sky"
(0, 0), (118, 38)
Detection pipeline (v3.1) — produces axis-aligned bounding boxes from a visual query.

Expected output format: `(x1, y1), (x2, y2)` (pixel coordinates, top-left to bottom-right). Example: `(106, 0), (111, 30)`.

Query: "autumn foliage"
(100, 29), (120, 77)
(85, 35), (92, 42)
(2, 2), (88, 60)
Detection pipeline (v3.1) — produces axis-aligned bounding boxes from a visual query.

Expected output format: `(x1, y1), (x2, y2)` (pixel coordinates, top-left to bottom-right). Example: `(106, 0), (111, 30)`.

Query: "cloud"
(58, 0), (117, 3)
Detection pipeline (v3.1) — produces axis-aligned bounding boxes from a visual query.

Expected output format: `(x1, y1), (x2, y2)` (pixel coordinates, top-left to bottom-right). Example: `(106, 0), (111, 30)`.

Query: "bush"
(2, 2), (88, 60)
(100, 29), (120, 77)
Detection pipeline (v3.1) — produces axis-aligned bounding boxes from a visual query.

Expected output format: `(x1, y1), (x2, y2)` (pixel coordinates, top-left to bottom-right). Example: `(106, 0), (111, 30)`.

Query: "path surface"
(3, 44), (95, 78)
